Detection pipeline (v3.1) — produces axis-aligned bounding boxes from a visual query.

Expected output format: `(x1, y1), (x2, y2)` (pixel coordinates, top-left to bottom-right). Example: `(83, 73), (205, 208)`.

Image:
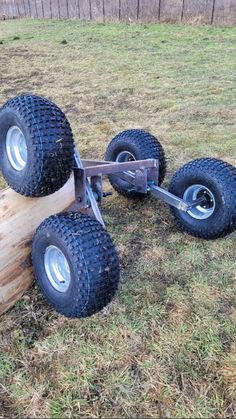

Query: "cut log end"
(0, 177), (75, 316)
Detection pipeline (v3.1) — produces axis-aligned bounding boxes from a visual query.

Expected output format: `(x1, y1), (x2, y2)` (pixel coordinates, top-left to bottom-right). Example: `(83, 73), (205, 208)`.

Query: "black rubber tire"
(105, 129), (166, 199)
(0, 95), (74, 197)
(169, 158), (236, 239)
(32, 212), (120, 318)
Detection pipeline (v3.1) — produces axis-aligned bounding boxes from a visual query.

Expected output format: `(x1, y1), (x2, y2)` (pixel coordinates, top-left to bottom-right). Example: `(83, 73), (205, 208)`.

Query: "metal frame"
(73, 149), (205, 225)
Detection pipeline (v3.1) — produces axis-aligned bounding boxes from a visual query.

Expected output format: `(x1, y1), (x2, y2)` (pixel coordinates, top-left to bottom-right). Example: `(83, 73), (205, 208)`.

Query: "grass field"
(0, 19), (236, 418)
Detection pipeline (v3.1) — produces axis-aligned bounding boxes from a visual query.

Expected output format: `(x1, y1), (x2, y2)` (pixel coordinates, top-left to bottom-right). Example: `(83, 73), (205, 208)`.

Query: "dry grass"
(0, 19), (235, 418)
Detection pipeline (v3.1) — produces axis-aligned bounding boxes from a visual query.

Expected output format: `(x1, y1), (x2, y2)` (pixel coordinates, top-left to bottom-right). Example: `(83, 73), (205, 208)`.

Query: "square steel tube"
(81, 159), (157, 177)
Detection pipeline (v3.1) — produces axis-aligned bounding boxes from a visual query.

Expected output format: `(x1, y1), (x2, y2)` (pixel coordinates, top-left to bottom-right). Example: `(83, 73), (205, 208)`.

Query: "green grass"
(0, 19), (235, 418)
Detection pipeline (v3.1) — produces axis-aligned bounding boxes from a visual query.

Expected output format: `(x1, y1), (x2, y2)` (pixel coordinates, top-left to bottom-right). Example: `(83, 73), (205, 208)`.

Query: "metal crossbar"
(73, 152), (198, 225)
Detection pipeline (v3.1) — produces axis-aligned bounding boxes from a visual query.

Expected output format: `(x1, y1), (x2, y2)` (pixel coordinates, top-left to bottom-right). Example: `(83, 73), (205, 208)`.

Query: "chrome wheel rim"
(184, 184), (216, 220)
(116, 150), (136, 163)
(116, 151), (136, 176)
(6, 126), (28, 171)
(44, 245), (71, 293)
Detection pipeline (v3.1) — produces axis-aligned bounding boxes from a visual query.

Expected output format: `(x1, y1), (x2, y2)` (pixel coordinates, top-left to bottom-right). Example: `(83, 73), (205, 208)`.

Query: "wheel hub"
(116, 151), (136, 176)
(44, 245), (71, 293)
(6, 126), (28, 171)
(116, 150), (136, 163)
(184, 184), (216, 220)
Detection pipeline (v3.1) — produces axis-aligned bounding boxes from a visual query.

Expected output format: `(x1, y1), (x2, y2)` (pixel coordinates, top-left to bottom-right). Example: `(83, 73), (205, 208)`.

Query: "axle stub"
(169, 158), (236, 239)
(105, 129), (166, 199)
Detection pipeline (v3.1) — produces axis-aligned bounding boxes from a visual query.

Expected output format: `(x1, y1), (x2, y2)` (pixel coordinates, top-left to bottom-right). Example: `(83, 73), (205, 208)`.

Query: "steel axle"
(73, 150), (203, 225)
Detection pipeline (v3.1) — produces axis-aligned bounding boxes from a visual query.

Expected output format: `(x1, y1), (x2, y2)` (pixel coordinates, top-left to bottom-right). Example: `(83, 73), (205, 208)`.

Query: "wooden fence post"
(34, 0), (44, 18)
(182, 0), (215, 24)
(16, 0), (26, 17)
(43, 0), (52, 18)
(213, 0), (236, 25)
(8, 0), (19, 18)
(0, 0), (235, 24)
(68, 0), (79, 19)
(79, 0), (91, 19)
(138, 0), (160, 22)
(90, 0), (104, 20)
(58, 0), (68, 18)
(28, 0), (37, 17)
(160, 0), (183, 21)
(104, 0), (120, 20)
(120, 0), (138, 21)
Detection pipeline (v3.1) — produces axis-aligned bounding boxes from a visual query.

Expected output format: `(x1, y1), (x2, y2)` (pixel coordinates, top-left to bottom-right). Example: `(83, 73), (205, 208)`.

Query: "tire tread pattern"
(32, 213), (120, 318)
(105, 129), (166, 198)
(1, 95), (74, 196)
(169, 158), (236, 239)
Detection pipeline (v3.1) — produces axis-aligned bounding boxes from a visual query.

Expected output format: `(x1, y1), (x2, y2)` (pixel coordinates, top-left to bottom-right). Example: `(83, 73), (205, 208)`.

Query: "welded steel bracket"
(73, 149), (202, 226)
(73, 154), (160, 225)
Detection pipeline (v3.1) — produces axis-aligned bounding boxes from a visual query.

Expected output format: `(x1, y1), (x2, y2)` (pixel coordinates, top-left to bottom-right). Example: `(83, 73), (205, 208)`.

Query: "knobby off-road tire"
(32, 213), (120, 318)
(0, 95), (74, 197)
(169, 158), (236, 239)
(105, 129), (166, 199)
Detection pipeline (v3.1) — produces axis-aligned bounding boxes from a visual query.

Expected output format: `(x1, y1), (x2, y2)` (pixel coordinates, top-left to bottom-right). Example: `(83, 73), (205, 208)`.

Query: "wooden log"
(0, 177), (75, 316)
